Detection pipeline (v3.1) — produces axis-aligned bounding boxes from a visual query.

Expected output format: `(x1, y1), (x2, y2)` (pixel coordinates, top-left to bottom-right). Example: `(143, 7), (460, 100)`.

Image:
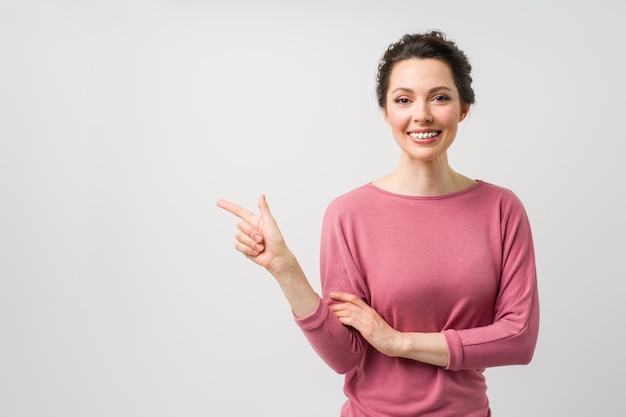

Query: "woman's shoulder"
(477, 181), (524, 202)
(325, 184), (374, 213)
(475, 181), (530, 220)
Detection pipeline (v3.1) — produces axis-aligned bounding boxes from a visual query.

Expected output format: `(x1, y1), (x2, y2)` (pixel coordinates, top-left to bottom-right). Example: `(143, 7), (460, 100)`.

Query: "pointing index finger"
(216, 199), (256, 223)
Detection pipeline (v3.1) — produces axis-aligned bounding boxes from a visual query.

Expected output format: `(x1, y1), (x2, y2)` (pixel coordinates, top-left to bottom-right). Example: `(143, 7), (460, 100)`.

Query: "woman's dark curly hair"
(376, 30), (475, 109)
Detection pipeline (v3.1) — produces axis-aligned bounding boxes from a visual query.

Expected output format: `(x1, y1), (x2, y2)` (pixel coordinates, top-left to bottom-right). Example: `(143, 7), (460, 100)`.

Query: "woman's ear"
(382, 106), (390, 124)
(459, 103), (470, 122)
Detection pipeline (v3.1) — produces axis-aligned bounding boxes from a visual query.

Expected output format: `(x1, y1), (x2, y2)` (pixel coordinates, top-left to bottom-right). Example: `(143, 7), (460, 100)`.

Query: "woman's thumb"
(258, 194), (272, 218)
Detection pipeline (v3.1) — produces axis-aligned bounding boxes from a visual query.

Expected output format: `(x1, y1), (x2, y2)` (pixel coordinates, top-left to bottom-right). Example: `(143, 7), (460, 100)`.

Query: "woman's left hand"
(329, 291), (402, 357)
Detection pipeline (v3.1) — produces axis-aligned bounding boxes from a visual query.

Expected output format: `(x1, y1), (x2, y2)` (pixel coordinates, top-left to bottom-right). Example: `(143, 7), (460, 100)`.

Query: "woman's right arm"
(216, 195), (318, 318)
(217, 195), (366, 373)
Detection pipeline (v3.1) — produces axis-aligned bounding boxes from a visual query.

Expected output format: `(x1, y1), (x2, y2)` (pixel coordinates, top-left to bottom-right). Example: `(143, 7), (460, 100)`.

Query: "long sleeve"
(443, 192), (540, 370)
(294, 200), (367, 374)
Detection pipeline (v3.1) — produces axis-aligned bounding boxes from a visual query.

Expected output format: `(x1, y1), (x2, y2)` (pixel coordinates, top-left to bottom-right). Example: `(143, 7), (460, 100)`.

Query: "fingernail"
(255, 244), (264, 252)
(254, 234), (262, 242)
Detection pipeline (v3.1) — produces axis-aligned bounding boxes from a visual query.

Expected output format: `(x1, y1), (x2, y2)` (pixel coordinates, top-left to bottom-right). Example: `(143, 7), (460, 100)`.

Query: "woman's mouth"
(408, 131), (441, 140)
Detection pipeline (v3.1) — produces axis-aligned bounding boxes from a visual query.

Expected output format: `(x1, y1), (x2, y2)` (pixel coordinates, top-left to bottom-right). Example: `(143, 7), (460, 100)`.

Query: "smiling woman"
(376, 57), (473, 194)
(217, 30), (539, 417)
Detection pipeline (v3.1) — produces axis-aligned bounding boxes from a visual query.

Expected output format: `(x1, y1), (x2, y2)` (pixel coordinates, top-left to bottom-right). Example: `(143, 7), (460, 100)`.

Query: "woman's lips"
(408, 131), (441, 139)
(408, 130), (441, 144)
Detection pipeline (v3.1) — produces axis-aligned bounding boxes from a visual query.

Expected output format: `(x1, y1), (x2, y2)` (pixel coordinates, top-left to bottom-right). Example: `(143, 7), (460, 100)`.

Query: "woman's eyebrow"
(390, 86), (454, 95)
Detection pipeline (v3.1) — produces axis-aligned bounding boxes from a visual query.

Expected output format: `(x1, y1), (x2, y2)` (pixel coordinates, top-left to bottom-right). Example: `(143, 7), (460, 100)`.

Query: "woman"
(217, 30), (539, 417)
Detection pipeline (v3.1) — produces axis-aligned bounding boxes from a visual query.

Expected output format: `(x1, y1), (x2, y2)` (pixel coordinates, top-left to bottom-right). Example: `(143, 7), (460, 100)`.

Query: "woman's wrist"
(268, 250), (300, 281)
(391, 332), (449, 368)
(269, 251), (319, 318)
(389, 330), (410, 358)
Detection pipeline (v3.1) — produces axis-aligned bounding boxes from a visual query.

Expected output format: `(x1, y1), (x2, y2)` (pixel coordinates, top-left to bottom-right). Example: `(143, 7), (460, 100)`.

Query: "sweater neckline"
(365, 180), (485, 200)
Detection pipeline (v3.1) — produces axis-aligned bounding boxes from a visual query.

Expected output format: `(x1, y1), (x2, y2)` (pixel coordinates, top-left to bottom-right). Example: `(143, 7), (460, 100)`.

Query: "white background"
(2, 1), (625, 415)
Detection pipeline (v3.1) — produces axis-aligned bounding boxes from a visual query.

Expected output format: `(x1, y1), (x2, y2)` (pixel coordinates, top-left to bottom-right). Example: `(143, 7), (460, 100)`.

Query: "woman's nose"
(413, 104), (433, 123)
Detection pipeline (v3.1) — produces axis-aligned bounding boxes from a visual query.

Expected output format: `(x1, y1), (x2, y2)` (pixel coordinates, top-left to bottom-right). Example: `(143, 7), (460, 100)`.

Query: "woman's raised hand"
(216, 195), (294, 277)
(217, 195), (319, 317)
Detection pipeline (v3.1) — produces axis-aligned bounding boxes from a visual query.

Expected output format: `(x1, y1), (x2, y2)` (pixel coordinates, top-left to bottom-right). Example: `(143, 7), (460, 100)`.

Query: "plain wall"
(1, 0), (625, 415)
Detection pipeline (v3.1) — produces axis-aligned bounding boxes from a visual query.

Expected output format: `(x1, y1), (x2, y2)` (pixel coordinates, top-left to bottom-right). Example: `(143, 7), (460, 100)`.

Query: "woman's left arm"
(441, 195), (539, 371)
(329, 291), (450, 367)
(330, 270), (538, 370)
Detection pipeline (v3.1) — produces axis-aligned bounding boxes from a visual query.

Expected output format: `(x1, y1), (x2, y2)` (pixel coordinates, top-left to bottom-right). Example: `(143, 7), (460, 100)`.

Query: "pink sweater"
(295, 181), (539, 416)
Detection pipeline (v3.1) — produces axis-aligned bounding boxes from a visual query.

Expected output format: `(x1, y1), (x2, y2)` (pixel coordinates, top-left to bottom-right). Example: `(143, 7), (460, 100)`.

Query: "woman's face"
(383, 58), (469, 164)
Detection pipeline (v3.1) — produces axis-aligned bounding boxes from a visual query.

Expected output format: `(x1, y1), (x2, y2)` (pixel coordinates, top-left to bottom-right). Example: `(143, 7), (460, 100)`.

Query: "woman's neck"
(372, 158), (475, 197)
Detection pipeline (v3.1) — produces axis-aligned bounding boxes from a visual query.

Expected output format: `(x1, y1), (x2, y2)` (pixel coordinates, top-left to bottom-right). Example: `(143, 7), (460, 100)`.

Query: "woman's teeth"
(409, 131), (440, 139)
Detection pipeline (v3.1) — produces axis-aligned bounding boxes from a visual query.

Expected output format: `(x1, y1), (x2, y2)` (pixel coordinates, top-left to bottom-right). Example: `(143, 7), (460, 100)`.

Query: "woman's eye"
(433, 95), (451, 102)
(395, 97), (410, 104)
